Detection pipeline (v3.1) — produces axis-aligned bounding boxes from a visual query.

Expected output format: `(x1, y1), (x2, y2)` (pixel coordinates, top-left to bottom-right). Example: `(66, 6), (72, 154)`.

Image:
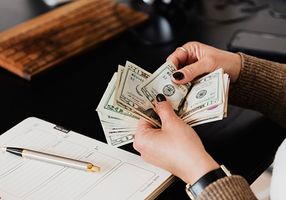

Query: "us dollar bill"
(96, 72), (139, 123)
(107, 134), (135, 147)
(139, 61), (191, 113)
(96, 60), (230, 148)
(180, 68), (224, 119)
(113, 65), (139, 115)
(96, 73), (138, 147)
(184, 73), (229, 125)
(114, 65), (124, 106)
(99, 113), (135, 147)
(115, 61), (161, 127)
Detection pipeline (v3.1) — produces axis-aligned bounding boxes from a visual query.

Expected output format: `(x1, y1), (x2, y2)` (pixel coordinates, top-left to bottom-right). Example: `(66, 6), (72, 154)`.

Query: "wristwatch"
(185, 165), (232, 199)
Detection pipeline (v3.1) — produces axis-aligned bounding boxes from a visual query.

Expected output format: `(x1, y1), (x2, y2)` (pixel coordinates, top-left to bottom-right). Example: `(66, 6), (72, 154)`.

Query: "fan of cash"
(96, 61), (230, 147)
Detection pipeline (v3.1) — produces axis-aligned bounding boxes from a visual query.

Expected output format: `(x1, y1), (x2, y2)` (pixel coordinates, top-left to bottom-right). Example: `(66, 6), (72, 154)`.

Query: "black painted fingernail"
(156, 93), (166, 102)
(173, 72), (184, 80)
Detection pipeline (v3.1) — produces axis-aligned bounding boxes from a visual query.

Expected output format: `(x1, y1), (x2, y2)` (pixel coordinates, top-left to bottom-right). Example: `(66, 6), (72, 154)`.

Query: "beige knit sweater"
(197, 53), (286, 200)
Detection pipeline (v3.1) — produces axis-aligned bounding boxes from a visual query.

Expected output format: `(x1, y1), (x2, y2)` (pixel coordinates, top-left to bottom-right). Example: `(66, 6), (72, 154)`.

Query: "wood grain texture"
(0, 0), (148, 80)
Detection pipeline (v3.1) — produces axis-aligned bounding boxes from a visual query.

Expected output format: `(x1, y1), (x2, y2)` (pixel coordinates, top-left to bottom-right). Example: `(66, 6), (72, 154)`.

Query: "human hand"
(167, 41), (242, 84)
(133, 94), (219, 184)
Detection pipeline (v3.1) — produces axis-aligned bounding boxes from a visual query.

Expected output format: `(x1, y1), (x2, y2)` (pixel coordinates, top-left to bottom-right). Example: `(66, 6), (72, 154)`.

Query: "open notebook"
(0, 117), (174, 200)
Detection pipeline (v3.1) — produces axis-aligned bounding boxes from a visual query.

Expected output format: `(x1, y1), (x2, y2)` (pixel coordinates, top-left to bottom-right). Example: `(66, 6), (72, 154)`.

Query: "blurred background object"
(269, 0), (286, 18)
(122, 0), (275, 46)
(121, 0), (198, 45)
(42, 0), (72, 7)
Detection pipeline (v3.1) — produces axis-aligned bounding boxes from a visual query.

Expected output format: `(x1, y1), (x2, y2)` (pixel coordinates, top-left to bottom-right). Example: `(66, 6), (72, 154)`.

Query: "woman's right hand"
(133, 94), (219, 184)
(167, 41), (242, 84)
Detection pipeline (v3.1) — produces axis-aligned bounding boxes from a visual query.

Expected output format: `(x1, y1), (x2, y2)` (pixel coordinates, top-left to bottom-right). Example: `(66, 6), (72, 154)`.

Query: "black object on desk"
(228, 29), (286, 62)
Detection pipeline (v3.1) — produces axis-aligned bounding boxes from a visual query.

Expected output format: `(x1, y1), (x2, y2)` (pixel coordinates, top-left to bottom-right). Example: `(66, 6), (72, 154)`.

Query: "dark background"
(0, 0), (285, 199)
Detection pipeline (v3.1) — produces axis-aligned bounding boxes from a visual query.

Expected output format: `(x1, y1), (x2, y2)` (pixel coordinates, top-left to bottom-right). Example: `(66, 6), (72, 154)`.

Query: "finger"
(134, 119), (154, 142)
(133, 125), (158, 153)
(167, 47), (189, 69)
(137, 118), (154, 130)
(155, 94), (179, 127)
(171, 58), (214, 84)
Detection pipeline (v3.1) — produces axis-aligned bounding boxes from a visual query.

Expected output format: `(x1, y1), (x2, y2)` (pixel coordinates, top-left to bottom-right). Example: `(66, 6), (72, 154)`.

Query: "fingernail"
(172, 72), (184, 80)
(156, 93), (166, 102)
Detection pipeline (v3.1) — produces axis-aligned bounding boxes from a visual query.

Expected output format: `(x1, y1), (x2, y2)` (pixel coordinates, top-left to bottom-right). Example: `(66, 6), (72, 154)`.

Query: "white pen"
(3, 147), (100, 172)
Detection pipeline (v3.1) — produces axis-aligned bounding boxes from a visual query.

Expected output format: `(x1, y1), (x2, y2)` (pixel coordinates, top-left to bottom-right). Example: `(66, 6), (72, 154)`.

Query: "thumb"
(171, 58), (214, 84)
(155, 94), (180, 127)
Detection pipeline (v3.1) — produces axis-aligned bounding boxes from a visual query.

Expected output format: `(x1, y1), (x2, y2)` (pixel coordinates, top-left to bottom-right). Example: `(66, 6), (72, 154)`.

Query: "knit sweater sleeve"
(195, 54), (286, 200)
(229, 53), (286, 128)
(197, 175), (257, 200)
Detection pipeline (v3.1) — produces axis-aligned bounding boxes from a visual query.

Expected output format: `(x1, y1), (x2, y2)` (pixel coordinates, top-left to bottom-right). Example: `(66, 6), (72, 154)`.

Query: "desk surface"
(0, 0), (285, 199)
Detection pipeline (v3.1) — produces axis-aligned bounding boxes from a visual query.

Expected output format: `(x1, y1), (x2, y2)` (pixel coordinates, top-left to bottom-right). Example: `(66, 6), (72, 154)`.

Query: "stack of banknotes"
(96, 61), (230, 147)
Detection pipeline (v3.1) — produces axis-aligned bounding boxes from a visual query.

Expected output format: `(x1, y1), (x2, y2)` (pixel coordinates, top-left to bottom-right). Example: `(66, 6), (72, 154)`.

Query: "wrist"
(229, 52), (242, 83)
(182, 152), (219, 184)
(220, 50), (242, 83)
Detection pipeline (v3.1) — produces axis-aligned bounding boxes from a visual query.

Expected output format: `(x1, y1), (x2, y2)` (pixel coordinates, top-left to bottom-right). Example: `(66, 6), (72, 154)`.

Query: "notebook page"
(0, 117), (173, 200)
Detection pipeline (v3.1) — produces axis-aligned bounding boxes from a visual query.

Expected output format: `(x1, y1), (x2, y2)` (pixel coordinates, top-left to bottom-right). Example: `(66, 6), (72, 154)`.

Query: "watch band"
(185, 165), (231, 199)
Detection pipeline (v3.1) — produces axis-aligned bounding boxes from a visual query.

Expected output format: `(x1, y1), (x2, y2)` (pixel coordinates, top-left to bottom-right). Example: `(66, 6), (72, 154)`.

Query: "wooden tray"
(0, 0), (148, 80)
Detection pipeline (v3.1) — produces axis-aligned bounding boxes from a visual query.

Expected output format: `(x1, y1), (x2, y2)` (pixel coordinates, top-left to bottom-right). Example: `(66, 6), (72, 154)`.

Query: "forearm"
(197, 175), (257, 200)
(229, 53), (286, 128)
